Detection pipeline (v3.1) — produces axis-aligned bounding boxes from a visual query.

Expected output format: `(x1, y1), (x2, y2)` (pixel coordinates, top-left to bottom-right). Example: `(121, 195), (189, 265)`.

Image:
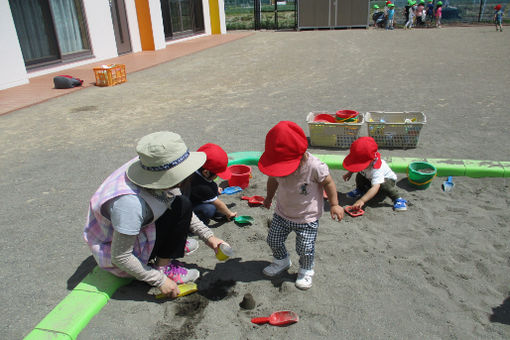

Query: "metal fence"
(225, 0), (508, 31)
(224, 0), (297, 30)
(369, 0), (509, 25)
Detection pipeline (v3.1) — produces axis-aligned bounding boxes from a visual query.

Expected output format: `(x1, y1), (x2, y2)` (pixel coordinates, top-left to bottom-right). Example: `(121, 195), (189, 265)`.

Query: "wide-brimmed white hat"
(126, 131), (206, 189)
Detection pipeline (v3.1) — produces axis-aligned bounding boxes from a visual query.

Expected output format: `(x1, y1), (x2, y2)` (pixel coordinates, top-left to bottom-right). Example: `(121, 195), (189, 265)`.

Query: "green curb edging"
(227, 151), (510, 178)
(25, 151), (509, 340)
(228, 151), (261, 166)
(25, 267), (131, 340)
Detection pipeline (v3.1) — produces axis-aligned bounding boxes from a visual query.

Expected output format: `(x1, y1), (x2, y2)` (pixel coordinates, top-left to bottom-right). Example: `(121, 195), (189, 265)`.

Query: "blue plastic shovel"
(222, 186), (243, 195)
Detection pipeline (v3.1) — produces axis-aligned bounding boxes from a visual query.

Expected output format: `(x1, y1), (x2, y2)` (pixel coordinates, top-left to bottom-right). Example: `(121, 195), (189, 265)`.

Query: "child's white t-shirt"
(274, 152), (329, 224)
(360, 159), (397, 186)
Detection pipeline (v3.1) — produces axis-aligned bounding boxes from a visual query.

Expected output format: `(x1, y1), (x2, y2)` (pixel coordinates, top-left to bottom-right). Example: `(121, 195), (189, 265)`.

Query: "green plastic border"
(228, 151), (510, 178)
(25, 152), (509, 340)
(24, 267), (131, 340)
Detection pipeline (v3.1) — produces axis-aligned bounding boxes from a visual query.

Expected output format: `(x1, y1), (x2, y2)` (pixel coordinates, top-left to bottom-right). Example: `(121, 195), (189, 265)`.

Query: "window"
(161, 0), (204, 40)
(9, 0), (91, 68)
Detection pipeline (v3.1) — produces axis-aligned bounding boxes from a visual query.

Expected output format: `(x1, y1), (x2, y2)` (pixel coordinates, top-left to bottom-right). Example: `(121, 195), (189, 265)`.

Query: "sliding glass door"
(9, 0), (91, 68)
(161, 0), (204, 40)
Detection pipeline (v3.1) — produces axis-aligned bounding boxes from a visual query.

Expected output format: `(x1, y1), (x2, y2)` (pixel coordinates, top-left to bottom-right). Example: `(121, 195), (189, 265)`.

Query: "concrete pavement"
(1, 27), (509, 339)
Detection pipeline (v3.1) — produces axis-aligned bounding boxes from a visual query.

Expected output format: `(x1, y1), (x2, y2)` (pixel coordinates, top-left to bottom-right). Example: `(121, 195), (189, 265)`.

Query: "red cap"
(386, 1), (392, 4)
(258, 121), (308, 177)
(343, 137), (382, 172)
(197, 143), (231, 179)
(495, 4), (502, 10)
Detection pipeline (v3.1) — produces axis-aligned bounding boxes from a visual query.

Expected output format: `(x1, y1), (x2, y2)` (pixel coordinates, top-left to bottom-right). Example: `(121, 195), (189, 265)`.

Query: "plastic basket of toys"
(306, 111), (364, 148)
(93, 64), (127, 87)
(365, 111), (426, 149)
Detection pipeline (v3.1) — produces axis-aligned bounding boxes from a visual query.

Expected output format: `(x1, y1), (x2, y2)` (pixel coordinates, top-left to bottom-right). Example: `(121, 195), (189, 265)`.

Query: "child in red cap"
(494, 4), (503, 32)
(342, 137), (407, 211)
(258, 121), (344, 290)
(189, 143), (237, 224)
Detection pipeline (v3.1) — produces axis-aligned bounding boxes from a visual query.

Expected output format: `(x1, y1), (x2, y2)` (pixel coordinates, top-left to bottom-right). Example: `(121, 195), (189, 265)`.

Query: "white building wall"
(13, 0), (120, 79)
(0, 0), (29, 90)
(203, 0), (212, 35)
(125, 0), (142, 52)
(149, 0), (166, 50)
(202, 0), (227, 35)
(82, 0), (118, 60)
(218, 0), (227, 34)
(1, 0), (224, 90)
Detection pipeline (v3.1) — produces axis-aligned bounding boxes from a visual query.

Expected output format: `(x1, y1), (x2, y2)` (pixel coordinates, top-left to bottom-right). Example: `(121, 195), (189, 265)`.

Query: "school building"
(1, 0), (226, 91)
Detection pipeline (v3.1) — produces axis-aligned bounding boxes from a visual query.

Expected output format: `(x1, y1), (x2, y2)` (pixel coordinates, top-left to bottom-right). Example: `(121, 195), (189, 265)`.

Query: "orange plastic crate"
(93, 64), (126, 86)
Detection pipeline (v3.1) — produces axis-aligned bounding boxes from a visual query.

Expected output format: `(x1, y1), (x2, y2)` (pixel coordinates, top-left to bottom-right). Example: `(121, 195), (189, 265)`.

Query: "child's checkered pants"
(267, 213), (319, 271)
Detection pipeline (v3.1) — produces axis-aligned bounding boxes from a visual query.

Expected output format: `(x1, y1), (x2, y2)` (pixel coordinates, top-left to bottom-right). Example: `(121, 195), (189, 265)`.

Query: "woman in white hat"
(84, 131), (225, 298)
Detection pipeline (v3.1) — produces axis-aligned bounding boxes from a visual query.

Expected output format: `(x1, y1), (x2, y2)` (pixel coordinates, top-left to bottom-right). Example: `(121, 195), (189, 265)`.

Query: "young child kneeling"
(343, 137), (407, 211)
(258, 121), (344, 290)
(190, 143), (237, 224)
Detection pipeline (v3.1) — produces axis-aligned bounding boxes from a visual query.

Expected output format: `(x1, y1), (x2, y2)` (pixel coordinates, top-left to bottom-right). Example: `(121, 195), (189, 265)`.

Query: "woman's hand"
(158, 277), (180, 298)
(206, 235), (224, 253)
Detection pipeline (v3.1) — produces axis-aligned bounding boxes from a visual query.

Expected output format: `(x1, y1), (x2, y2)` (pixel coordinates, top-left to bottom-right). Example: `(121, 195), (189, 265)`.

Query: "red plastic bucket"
(228, 165), (252, 189)
(335, 110), (359, 123)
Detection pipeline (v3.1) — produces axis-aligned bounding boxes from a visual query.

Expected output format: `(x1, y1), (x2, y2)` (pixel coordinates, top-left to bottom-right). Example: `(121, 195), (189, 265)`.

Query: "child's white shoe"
(263, 257), (291, 277)
(295, 269), (314, 290)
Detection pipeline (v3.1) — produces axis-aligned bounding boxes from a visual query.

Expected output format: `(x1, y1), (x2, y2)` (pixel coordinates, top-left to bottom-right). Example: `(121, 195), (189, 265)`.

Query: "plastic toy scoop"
(234, 215), (254, 224)
(251, 310), (299, 326)
(345, 205), (365, 217)
(241, 195), (265, 206)
(222, 186), (242, 195)
(442, 176), (455, 192)
(153, 282), (198, 299)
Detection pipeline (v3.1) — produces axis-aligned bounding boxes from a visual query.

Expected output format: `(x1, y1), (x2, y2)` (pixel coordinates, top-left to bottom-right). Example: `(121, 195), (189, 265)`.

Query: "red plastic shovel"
(251, 311), (299, 326)
(241, 195), (265, 206)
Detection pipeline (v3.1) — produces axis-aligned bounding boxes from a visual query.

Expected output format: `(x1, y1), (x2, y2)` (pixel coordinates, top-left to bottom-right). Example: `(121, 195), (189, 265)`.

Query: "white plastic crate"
(306, 111), (364, 148)
(365, 111), (426, 148)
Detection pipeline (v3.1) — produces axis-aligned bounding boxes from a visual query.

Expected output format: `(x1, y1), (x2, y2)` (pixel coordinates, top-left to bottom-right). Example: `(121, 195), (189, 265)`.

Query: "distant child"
(435, 1), (443, 28)
(386, 3), (396, 30)
(416, 0), (426, 26)
(494, 4), (504, 32)
(190, 143), (237, 224)
(372, 4), (385, 28)
(383, 1), (390, 18)
(405, 0), (417, 29)
(426, 0), (435, 27)
(342, 137), (407, 212)
(258, 121), (344, 290)
(403, 0), (410, 27)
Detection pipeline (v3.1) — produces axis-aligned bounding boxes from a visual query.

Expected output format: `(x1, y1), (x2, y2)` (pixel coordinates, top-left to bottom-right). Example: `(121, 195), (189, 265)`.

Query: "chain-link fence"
(369, 0), (509, 25)
(225, 0), (296, 30)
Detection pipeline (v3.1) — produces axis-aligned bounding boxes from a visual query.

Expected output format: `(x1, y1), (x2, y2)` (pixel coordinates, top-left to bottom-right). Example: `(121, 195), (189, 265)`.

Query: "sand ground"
(0, 27), (509, 339)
